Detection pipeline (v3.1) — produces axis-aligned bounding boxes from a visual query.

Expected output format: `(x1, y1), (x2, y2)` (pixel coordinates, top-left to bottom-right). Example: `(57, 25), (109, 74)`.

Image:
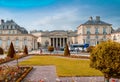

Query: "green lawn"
(19, 56), (103, 76)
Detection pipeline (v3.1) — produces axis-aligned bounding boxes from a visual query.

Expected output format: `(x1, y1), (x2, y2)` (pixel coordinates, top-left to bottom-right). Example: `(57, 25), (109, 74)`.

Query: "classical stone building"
(30, 30), (77, 48)
(31, 16), (114, 47)
(0, 19), (37, 51)
(77, 16), (112, 46)
(0, 16), (116, 50)
(111, 28), (120, 43)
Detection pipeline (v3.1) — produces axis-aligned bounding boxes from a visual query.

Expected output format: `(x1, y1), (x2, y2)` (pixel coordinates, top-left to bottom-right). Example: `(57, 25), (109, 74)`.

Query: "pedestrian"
(40, 48), (42, 54)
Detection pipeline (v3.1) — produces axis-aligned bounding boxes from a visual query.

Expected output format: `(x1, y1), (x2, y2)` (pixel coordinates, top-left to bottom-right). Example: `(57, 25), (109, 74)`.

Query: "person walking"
(40, 48), (42, 54)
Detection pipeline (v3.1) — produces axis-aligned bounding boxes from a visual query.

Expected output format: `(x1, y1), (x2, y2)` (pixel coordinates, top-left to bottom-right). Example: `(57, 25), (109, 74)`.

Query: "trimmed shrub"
(7, 42), (15, 58)
(23, 45), (28, 55)
(64, 43), (70, 56)
(0, 47), (4, 54)
(86, 46), (95, 53)
(48, 46), (54, 54)
(90, 40), (120, 81)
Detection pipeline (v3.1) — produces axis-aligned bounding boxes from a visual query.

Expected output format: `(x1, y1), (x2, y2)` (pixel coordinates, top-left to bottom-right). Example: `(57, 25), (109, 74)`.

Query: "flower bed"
(0, 65), (33, 82)
(0, 54), (27, 64)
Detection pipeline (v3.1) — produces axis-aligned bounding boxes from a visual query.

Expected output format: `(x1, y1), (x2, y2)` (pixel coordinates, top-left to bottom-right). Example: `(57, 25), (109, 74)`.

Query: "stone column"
(60, 38), (61, 48)
(56, 38), (58, 48)
(63, 38), (65, 47)
(50, 38), (52, 46)
(53, 38), (55, 48)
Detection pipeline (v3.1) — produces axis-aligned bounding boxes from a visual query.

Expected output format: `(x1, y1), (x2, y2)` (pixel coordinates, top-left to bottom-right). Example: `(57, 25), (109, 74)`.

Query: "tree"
(86, 46), (95, 53)
(23, 45), (28, 55)
(48, 46), (54, 54)
(0, 47), (4, 54)
(64, 43), (70, 56)
(90, 40), (120, 82)
(7, 42), (15, 58)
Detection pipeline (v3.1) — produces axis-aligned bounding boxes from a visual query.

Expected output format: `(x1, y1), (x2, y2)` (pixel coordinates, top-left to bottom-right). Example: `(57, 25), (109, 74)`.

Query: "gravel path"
(0, 56), (32, 66)
(59, 76), (104, 82)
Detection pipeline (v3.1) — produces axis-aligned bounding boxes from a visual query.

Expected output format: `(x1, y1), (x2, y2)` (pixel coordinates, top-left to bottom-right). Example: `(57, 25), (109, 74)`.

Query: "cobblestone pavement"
(22, 66), (57, 82)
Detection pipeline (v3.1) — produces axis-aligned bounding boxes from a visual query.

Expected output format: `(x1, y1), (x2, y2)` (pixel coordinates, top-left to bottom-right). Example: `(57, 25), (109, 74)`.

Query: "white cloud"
(31, 8), (81, 31)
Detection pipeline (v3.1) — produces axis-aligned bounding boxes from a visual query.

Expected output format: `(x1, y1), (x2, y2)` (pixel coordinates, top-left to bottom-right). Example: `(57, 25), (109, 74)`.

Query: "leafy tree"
(23, 45), (28, 55)
(7, 42), (15, 58)
(87, 46), (95, 53)
(90, 40), (120, 82)
(64, 43), (70, 56)
(48, 46), (54, 54)
(0, 47), (4, 54)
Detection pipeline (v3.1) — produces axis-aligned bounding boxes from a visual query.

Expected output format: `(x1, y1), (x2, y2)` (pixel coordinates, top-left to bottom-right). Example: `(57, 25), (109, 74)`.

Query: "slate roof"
(0, 19), (28, 34)
(82, 17), (112, 25)
(112, 28), (120, 33)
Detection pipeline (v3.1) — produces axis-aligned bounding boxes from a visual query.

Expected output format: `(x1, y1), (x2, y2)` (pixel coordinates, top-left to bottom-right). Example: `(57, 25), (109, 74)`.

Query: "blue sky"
(0, 0), (120, 31)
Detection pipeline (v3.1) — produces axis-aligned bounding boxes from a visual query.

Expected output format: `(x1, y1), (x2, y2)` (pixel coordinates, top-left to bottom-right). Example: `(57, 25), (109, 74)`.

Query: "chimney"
(89, 16), (93, 21)
(0, 19), (4, 24)
(96, 16), (100, 21)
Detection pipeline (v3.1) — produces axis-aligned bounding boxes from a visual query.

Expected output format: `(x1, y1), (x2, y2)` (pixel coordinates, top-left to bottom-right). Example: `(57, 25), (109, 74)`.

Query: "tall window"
(11, 25), (13, 29)
(95, 28), (99, 34)
(2, 26), (4, 29)
(16, 39), (19, 46)
(24, 38), (27, 45)
(7, 39), (10, 46)
(86, 27), (90, 34)
(87, 35), (90, 39)
(0, 30), (2, 34)
(0, 39), (2, 46)
(103, 35), (106, 41)
(8, 30), (11, 34)
(13, 30), (14, 34)
(95, 35), (98, 39)
(103, 27), (107, 34)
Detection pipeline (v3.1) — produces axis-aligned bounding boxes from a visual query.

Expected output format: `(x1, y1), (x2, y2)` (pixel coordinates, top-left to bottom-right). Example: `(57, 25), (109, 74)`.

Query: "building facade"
(111, 28), (120, 43)
(77, 16), (112, 46)
(30, 30), (77, 48)
(0, 16), (117, 50)
(0, 19), (37, 51)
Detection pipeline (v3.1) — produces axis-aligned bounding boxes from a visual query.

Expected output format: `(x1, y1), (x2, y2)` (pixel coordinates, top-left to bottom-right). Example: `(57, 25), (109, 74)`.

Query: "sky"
(0, 0), (120, 31)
